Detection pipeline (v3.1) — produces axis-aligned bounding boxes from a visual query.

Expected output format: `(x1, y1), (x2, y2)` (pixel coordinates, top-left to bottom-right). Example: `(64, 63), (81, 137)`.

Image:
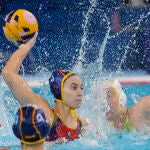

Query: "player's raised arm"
(2, 33), (39, 105)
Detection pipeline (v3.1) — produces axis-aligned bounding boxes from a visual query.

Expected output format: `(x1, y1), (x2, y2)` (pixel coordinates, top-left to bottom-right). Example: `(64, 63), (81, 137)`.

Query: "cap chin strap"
(54, 98), (79, 118)
(21, 138), (45, 145)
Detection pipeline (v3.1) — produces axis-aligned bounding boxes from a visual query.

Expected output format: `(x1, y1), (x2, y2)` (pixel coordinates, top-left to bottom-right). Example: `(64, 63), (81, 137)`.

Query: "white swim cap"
(105, 79), (127, 110)
(113, 79), (126, 108)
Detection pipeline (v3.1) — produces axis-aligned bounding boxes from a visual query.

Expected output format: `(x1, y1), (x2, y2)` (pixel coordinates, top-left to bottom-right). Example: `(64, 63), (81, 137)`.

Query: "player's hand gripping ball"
(3, 9), (38, 46)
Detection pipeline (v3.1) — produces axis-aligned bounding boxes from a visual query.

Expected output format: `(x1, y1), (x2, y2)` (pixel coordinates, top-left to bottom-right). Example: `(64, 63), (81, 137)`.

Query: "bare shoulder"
(134, 96), (150, 109)
(130, 96), (150, 116)
(129, 96), (150, 129)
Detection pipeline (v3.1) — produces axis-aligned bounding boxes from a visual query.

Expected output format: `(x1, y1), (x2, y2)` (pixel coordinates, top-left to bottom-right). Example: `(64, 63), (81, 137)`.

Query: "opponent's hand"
(19, 32), (38, 49)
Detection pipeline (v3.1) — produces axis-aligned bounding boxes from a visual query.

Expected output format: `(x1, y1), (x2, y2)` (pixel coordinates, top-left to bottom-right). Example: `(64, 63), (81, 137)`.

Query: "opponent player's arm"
(136, 96), (150, 119)
(135, 96), (150, 109)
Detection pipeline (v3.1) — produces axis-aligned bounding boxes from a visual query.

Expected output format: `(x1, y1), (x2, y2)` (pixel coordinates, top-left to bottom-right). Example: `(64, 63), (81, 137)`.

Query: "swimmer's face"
(105, 86), (119, 114)
(63, 75), (83, 109)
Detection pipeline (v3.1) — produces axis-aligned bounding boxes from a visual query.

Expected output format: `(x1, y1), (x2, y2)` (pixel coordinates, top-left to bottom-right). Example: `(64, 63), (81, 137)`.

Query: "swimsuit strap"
(123, 108), (133, 132)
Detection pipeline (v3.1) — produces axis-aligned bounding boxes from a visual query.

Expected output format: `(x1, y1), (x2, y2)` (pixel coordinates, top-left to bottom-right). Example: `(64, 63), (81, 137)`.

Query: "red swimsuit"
(45, 111), (82, 143)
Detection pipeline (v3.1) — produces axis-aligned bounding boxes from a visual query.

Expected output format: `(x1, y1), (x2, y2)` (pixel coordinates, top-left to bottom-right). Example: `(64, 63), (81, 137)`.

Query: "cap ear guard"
(12, 105), (50, 145)
(34, 109), (50, 139)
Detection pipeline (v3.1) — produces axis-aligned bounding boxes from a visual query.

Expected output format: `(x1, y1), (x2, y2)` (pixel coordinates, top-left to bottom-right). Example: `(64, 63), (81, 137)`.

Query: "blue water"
(0, 76), (150, 150)
(123, 84), (150, 106)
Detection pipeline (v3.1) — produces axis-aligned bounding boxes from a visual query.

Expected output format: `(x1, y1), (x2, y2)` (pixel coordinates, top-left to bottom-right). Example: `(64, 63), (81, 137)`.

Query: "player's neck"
(22, 142), (44, 150)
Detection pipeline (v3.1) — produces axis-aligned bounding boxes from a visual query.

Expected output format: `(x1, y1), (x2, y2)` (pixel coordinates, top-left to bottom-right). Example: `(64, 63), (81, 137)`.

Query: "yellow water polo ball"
(3, 9), (38, 45)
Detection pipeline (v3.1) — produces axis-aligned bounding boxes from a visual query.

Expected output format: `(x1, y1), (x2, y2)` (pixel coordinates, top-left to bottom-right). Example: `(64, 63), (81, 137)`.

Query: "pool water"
(0, 77), (150, 150)
(123, 83), (150, 107)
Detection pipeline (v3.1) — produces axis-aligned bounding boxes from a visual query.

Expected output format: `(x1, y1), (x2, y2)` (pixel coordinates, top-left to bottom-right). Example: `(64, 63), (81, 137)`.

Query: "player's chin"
(74, 100), (82, 109)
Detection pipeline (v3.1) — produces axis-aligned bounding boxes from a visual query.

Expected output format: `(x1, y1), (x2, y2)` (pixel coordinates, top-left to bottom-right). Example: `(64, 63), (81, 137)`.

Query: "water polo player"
(12, 105), (50, 150)
(2, 33), (87, 143)
(104, 79), (150, 132)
